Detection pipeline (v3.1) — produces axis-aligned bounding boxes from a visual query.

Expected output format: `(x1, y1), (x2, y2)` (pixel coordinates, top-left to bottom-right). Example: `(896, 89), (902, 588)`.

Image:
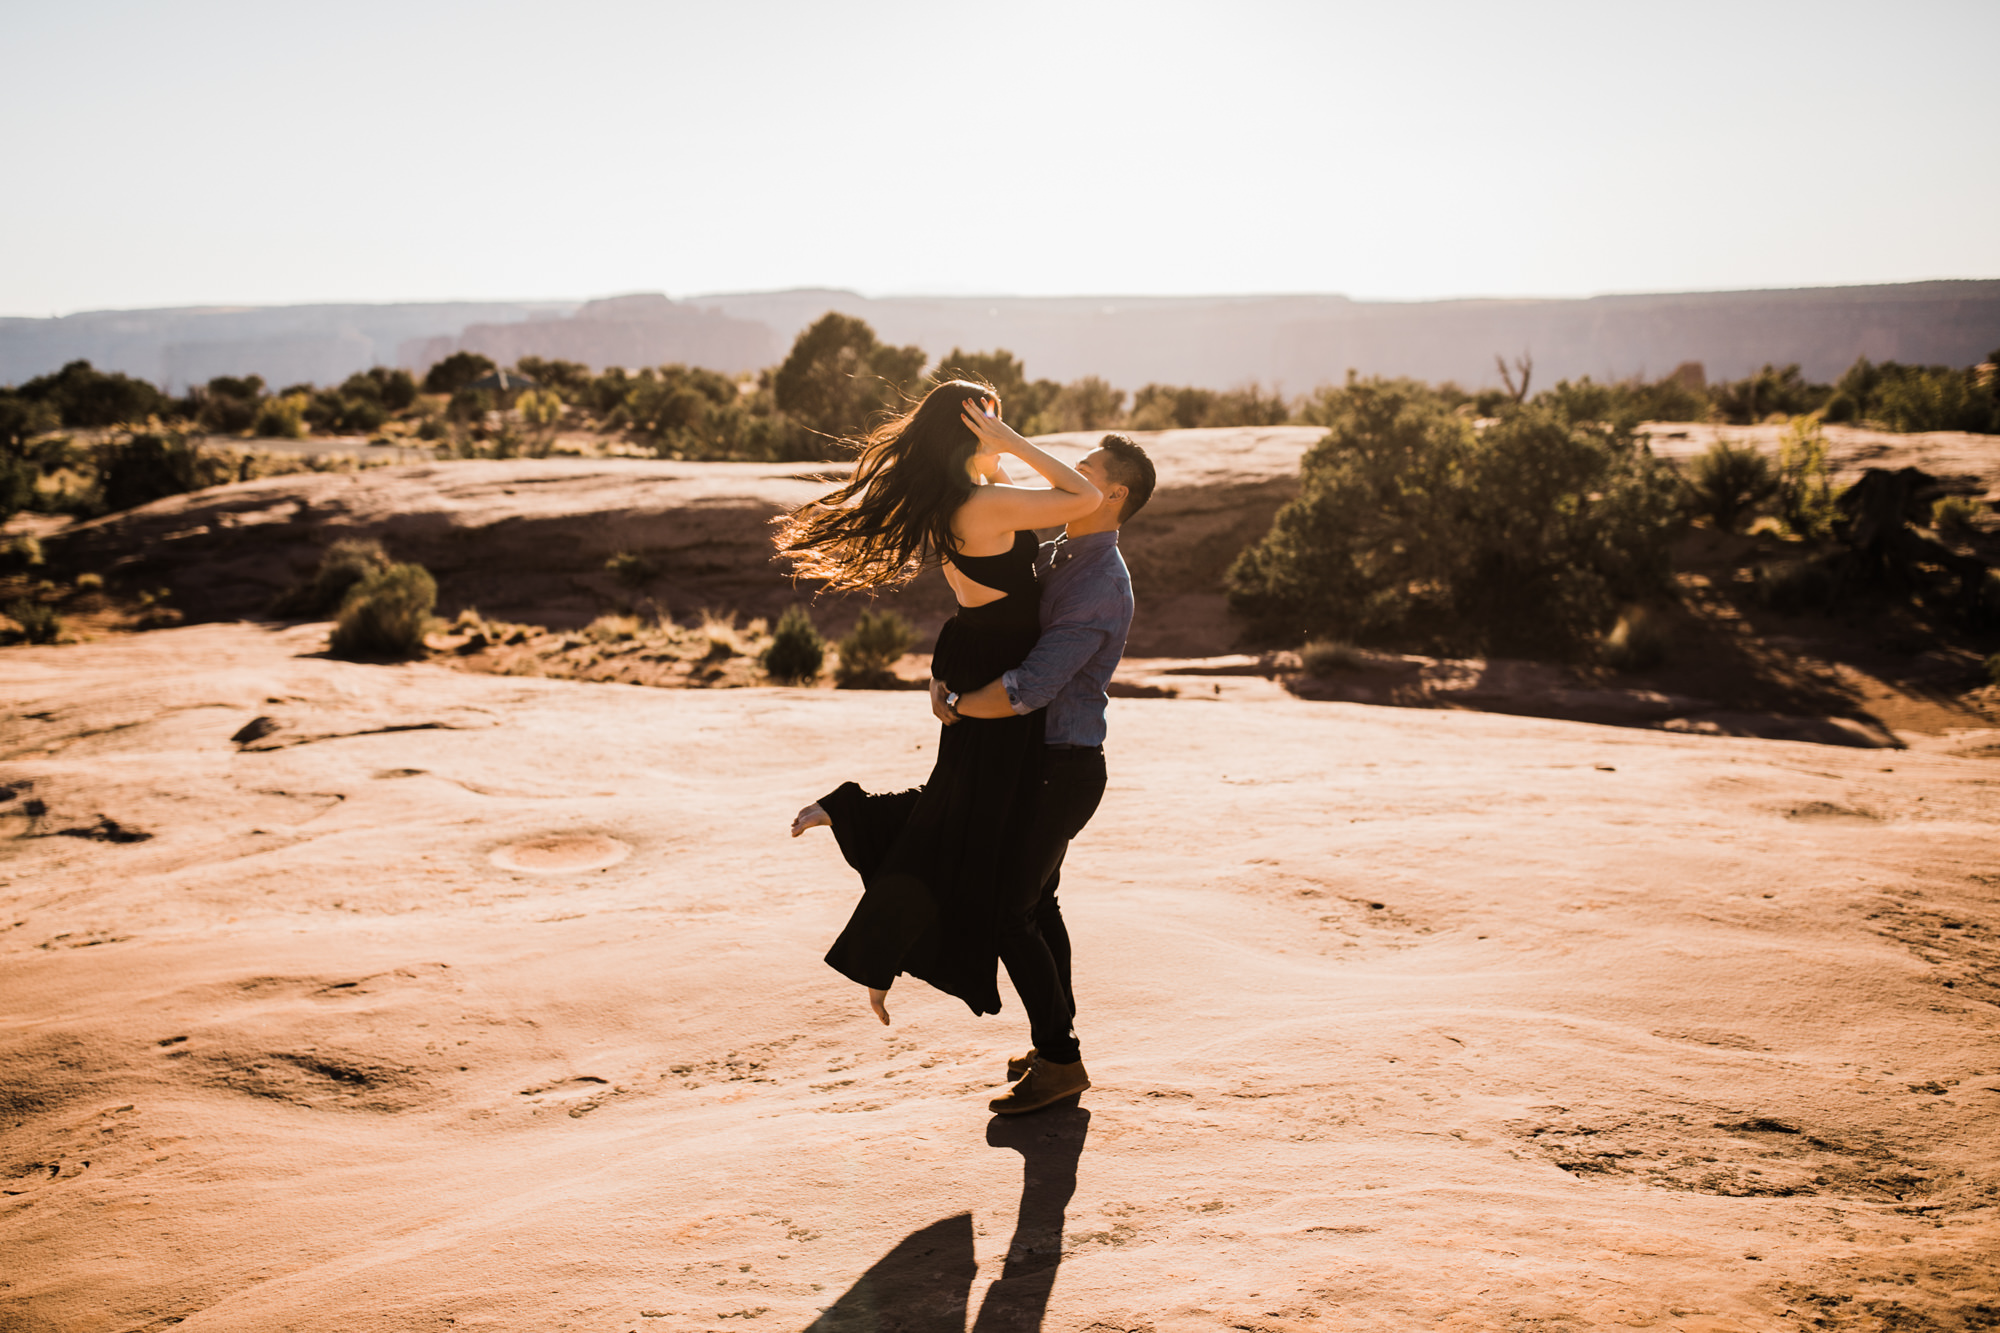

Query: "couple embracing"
(781, 379), (1155, 1116)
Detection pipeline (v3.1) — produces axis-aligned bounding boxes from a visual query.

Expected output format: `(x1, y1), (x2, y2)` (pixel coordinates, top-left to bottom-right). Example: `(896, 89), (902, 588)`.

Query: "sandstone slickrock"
(47, 428), (1326, 656)
(2, 622), (1996, 1331)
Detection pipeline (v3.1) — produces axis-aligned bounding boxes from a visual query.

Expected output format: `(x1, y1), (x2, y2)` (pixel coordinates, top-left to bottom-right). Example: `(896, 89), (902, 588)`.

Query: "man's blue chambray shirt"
(999, 529), (1133, 747)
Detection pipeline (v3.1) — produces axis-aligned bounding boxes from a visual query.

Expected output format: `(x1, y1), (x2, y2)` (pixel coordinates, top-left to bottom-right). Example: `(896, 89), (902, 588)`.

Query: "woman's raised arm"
(957, 398), (1100, 532)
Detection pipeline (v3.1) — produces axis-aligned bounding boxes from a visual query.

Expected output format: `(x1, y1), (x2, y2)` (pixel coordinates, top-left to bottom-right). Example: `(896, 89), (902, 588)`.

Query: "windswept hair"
(773, 379), (993, 590)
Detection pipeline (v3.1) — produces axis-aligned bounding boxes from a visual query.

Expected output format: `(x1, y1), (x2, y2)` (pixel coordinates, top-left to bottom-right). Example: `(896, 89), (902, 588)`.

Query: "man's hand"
(929, 678), (961, 726)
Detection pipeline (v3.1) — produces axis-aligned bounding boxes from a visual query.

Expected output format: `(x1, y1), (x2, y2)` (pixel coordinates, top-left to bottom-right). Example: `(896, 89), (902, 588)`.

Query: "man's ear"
(1104, 483), (1128, 509)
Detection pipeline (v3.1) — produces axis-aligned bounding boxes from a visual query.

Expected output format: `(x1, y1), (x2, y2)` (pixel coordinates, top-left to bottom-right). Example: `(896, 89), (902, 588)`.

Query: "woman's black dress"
(819, 530), (1045, 1015)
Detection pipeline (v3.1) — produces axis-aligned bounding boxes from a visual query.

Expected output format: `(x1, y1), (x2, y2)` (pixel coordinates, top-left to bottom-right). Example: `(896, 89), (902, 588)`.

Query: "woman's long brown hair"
(773, 379), (994, 590)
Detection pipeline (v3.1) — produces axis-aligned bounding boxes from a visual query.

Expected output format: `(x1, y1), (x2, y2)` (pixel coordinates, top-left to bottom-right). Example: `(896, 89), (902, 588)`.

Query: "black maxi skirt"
(819, 596), (1045, 1015)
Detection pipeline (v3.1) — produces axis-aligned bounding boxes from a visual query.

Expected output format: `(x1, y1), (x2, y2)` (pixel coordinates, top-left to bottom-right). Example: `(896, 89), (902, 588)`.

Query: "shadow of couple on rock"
(804, 1105), (1090, 1332)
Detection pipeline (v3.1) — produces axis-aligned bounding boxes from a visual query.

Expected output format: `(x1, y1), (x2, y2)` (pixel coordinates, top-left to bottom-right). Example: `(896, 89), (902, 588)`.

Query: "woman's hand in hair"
(960, 396), (1026, 455)
(953, 396), (1102, 534)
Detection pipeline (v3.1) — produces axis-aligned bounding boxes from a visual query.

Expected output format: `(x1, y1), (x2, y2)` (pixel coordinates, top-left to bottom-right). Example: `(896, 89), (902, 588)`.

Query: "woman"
(777, 379), (1100, 1027)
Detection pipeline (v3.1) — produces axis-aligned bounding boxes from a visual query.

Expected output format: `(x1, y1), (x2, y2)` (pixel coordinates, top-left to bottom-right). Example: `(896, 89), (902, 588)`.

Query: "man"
(932, 433), (1156, 1116)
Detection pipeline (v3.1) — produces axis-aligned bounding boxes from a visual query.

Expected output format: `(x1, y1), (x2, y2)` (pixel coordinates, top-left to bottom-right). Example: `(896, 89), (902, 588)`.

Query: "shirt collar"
(1053, 529), (1119, 558)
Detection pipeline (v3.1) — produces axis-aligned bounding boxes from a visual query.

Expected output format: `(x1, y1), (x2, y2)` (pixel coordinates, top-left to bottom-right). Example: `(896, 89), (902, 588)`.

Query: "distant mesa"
(400, 293), (779, 380)
(4, 280), (1998, 394)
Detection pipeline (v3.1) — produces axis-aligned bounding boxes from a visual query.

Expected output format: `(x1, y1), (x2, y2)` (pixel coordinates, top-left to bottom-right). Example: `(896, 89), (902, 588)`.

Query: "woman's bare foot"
(791, 803), (831, 838)
(868, 987), (891, 1025)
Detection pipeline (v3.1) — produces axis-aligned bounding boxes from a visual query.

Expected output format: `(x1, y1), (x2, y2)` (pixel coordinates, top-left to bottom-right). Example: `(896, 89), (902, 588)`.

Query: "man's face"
(1078, 449), (1119, 513)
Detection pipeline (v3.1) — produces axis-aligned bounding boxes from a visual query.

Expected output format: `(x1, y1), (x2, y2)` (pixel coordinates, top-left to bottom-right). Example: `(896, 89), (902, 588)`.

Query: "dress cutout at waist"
(944, 529), (1038, 602)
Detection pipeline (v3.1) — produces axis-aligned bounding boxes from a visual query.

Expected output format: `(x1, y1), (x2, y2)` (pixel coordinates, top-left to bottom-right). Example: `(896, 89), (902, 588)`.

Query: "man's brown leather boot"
(988, 1056), (1089, 1115)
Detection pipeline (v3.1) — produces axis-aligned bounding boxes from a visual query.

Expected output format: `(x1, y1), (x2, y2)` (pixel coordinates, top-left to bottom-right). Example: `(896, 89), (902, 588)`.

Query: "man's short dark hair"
(1097, 433), (1156, 521)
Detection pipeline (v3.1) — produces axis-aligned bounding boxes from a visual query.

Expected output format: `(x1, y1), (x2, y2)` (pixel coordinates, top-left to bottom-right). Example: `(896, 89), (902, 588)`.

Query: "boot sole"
(988, 1080), (1090, 1116)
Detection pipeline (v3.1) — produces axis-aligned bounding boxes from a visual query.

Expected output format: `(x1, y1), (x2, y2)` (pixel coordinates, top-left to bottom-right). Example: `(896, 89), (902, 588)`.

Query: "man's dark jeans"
(996, 746), (1106, 1067)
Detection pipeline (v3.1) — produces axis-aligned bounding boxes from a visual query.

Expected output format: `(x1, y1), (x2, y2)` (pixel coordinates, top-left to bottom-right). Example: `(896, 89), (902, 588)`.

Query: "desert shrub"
(596, 365), (801, 461)
(430, 421), (527, 460)
(1129, 382), (1291, 430)
(0, 455), (36, 522)
(204, 374), (265, 402)
(444, 386), (497, 424)
(1820, 358), (1876, 424)
(340, 367), (419, 412)
(422, 351), (497, 396)
(1227, 379), (1682, 658)
(1710, 363), (1830, 424)
(1298, 638), (1365, 675)
(328, 561), (436, 660)
(1823, 357), (2000, 433)
(1600, 607), (1671, 672)
(618, 365), (729, 436)
(834, 608), (919, 687)
(516, 387), (563, 429)
(1037, 377), (1126, 433)
(1533, 373), (1711, 433)
(1931, 493), (1984, 537)
(514, 357), (593, 400)
(306, 387), (388, 435)
(1985, 650), (2000, 688)
(94, 432), (205, 512)
(1007, 382), (1065, 435)
(253, 393), (309, 439)
(1296, 375), (1455, 427)
(189, 374), (265, 433)
(1451, 410), (1683, 654)
(17, 360), (172, 428)
(0, 534), (43, 573)
(605, 550), (659, 586)
(763, 604), (826, 684)
(1876, 365), (1991, 434)
(0, 390), (62, 458)
(1207, 382), (1292, 427)
(1129, 384), (1215, 431)
(928, 352), (1065, 437)
(1775, 417), (1837, 539)
(1756, 557), (1838, 614)
(693, 404), (800, 462)
(5, 598), (60, 644)
(771, 313), (927, 446)
(933, 348), (1026, 408)
(273, 538), (393, 617)
(1229, 381), (1470, 647)
(1687, 440), (1778, 533)
(1627, 365), (1712, 423)
(579, 367), (637, 416)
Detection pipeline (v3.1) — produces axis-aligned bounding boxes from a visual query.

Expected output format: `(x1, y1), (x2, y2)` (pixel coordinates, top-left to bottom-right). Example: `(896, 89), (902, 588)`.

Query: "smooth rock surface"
(3, 622), (1997, 1331)
(47, 427), (1326, 658)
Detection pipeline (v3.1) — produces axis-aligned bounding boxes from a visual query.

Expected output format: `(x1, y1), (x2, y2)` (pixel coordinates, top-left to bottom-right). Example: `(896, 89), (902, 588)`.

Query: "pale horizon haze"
(4, 0), (1997, 318)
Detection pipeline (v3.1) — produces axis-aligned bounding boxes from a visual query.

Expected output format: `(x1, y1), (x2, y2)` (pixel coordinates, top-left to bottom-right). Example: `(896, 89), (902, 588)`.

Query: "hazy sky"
(5, 0), (1996, 316)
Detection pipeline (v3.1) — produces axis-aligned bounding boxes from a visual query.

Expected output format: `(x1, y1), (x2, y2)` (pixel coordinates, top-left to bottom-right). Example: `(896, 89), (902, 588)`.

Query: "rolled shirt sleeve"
(1001, 622), (1111, 714)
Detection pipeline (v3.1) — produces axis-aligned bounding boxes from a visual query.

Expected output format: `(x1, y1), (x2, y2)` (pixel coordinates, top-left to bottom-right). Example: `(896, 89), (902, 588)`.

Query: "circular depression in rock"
(489, 834), (631, 874)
